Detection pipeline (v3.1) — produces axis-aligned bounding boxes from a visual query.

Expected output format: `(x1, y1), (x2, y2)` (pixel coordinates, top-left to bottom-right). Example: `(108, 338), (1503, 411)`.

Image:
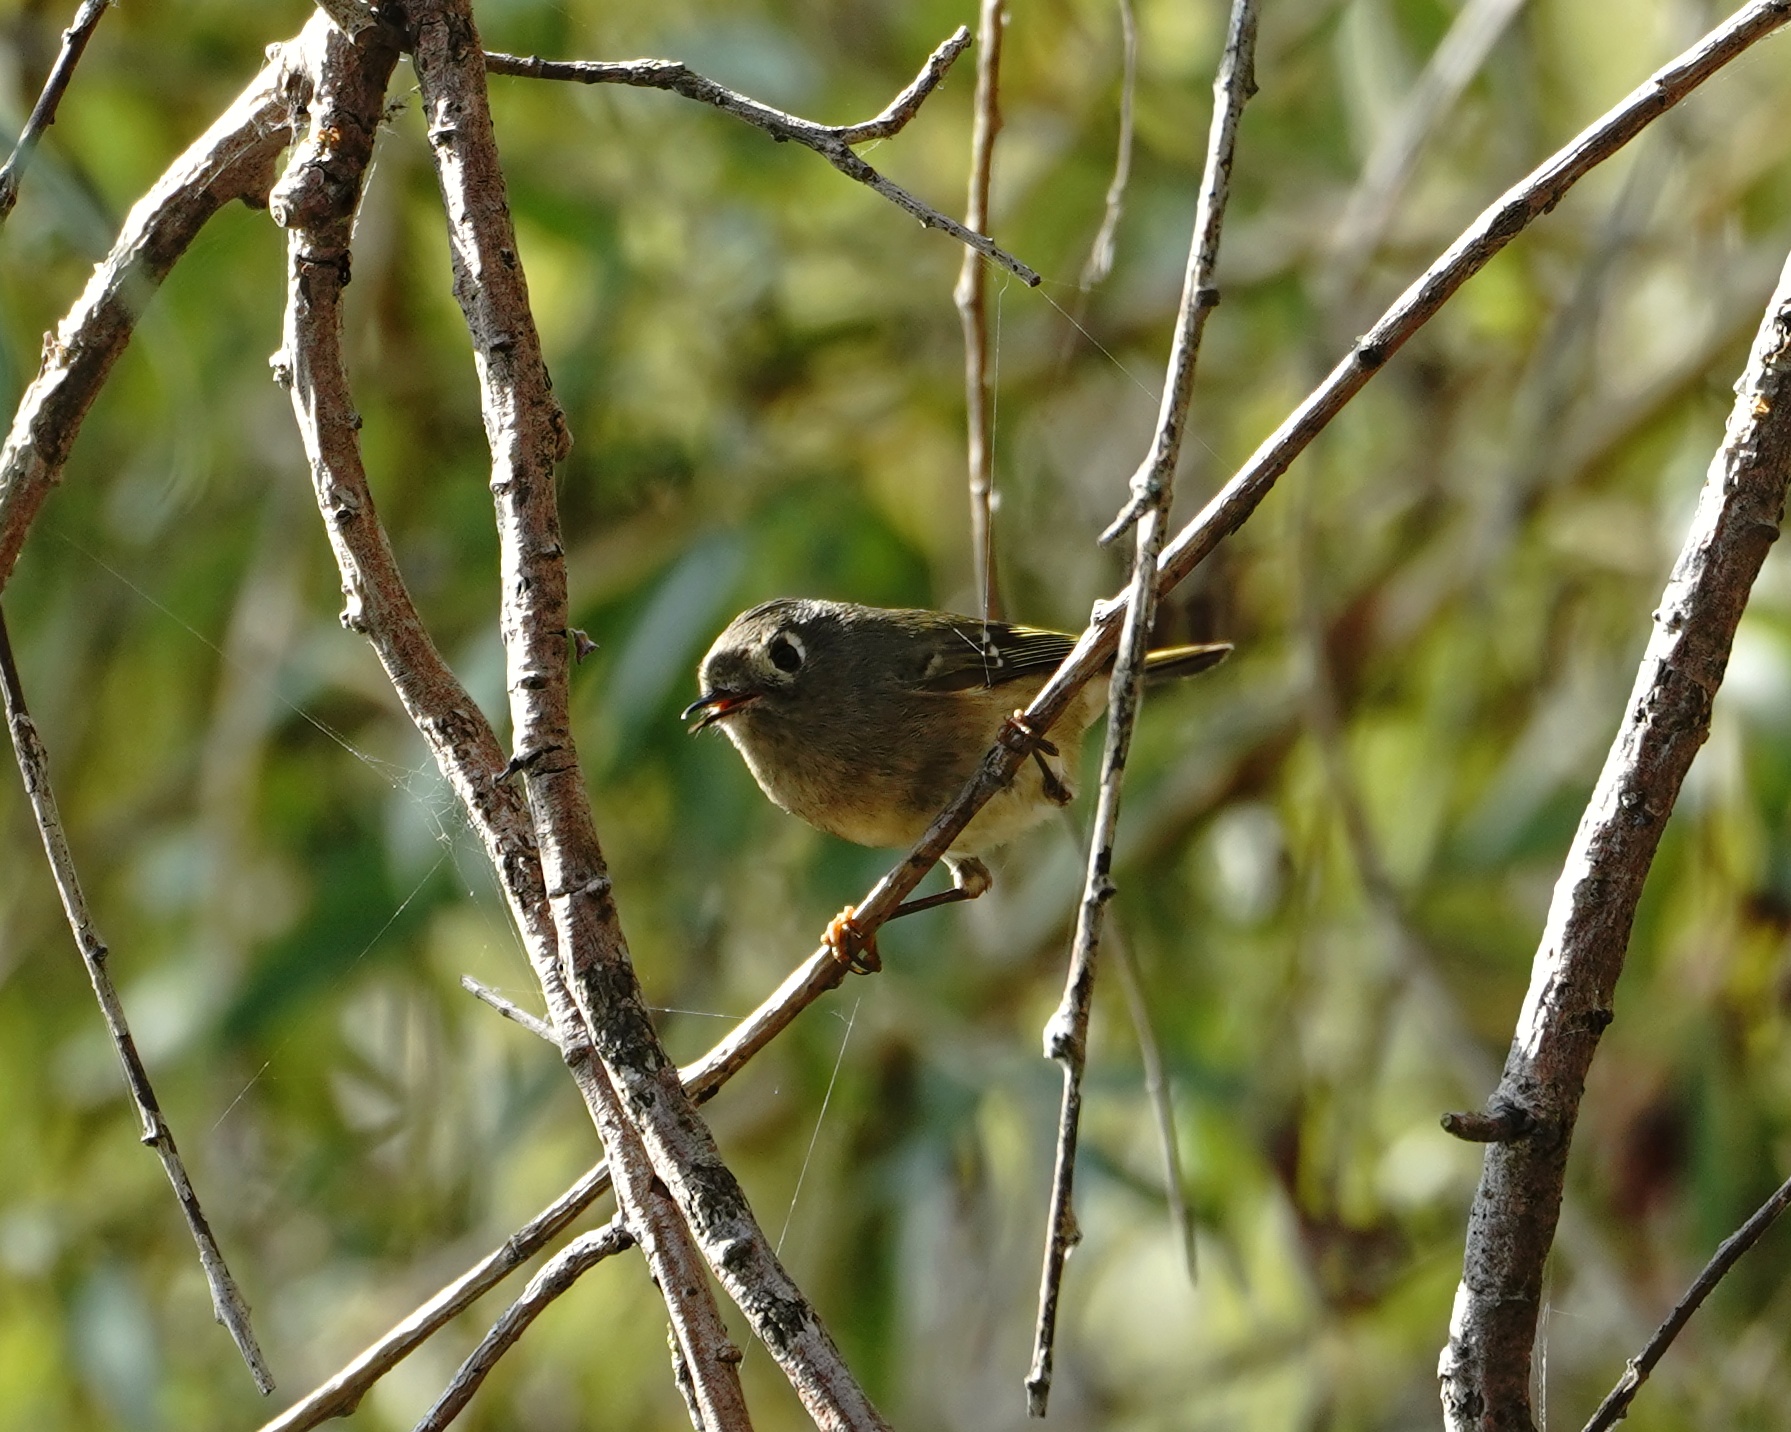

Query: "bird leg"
(1033, 750), (1073, 806)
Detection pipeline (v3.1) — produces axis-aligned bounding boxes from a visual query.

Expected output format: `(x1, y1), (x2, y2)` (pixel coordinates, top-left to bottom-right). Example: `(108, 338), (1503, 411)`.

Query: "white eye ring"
(768, 630), (805, 673)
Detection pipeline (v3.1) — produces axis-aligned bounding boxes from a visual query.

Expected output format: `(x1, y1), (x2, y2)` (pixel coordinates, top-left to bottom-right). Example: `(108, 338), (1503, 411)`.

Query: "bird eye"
(768, 632), (805, 673)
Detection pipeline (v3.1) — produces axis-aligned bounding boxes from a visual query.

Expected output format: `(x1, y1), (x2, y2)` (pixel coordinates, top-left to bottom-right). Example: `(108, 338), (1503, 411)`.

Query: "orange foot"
(824, 905), (882, 975)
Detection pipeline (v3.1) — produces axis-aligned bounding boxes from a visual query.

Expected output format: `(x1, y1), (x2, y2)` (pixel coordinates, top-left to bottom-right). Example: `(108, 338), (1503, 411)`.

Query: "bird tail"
(1141, 641), (1233, 683)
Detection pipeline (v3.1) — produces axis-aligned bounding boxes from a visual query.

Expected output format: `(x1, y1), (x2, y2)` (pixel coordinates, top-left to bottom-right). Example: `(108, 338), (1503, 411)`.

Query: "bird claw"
(824, 906), (881, 975)
(999, 710), (1059, 758)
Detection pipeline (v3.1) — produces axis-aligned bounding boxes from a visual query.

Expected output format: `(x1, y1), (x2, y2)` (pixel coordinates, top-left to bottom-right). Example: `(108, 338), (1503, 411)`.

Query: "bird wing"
(916, 621), (1079, 692)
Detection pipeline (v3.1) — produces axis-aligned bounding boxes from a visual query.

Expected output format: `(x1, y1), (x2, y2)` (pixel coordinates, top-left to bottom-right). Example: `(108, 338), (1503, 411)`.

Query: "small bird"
(683, 598), (1231, 967)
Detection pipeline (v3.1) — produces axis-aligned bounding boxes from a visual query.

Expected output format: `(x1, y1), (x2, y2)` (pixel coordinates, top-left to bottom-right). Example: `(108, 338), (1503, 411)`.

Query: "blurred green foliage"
(5, 0), (1791, 1427)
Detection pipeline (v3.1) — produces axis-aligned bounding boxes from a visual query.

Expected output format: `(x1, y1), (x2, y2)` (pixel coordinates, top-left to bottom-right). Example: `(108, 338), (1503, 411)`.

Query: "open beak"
(682, 690), (758, 733)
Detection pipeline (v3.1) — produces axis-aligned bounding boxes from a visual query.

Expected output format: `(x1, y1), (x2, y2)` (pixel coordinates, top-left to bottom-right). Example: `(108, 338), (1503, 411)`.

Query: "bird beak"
(682, 690), (757, 733)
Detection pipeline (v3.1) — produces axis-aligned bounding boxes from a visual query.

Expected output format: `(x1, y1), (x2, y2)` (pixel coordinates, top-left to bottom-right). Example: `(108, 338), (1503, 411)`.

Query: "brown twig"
(413, 1217), (638, 1431)
(484, 30), (1037, 287)
(1580, 1171), (1791, 1432)
(954, 0), (1007, 622)
(1078, 0), (1138, 291)
(1438, 249), (1791, 1429)
(405, 3), (880, 1423)
(0, 0), (110, 225)
(0, 607), (272, 1390)
(1026, 2), (1257, 1415)
(272, 14), (756, 1429)
(0, 25), (302, 594)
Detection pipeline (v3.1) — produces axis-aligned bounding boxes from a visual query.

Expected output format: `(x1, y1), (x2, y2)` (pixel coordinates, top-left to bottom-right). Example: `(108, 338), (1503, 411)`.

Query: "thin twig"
(1079, 0), (1138, 291)
(484, 30), (1037, 287)
(1106, 920), (1196, 1281)
(1327, 0), (1529, 301)
(0, 607), (272, 1390)
(413, 1217), (638, 1432)
(954, 0), (1007, 621)
(0, 26), (303, 593)
(408, 3), (878, 1423)
(1026, 3), (1257, 1414)
(0, 0), (109, 224)
(1439, 247), (1791, 1427)
(274, 14), (755, 1429)
(461, 974), (559, 1047)
(258, 1160), (615, 1431)
(1581, 1171), (1791, 1432)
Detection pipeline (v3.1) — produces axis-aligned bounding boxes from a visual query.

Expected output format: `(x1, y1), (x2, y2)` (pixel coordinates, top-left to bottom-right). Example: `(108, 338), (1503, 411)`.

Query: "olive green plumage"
(684, 598), (1231, 893)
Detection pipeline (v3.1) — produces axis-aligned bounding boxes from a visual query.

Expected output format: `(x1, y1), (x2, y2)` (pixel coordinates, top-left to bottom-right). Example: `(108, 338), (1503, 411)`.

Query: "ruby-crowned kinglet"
(683, 598), (1231, 902)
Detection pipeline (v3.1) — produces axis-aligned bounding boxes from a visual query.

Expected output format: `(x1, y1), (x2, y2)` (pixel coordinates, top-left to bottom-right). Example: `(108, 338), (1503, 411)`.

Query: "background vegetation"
(4, 0), (1791, 1426)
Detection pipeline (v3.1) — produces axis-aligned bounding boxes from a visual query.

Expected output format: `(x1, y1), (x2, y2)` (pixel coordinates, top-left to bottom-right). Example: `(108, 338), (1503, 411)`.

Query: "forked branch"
(484, 29), (1039, 285)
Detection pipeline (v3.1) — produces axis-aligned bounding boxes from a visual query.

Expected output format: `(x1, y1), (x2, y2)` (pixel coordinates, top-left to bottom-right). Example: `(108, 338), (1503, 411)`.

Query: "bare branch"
(1327, 0), (1529, 300)
(261, 939), (853, 1431)
(483, 32), (1040, 286)
(1439, 248), (1791, 1429)
(954, 0), (1007, 622)
(832, 27), (974, 142)
(1078, 0), (1138, 291)
(1581, 1171), (1791, 1432)
(405, 3), (880, 1423)
(0, 608), (271, 1390)
(272, 15), (758, 1428)
(413, 1217), (638, 1432)
(461, 974), (559, 1047)
(1027, 2), (1257, 1414)
(0, 22), (304, 593)
(0, 0), (111, 225)
(1107, 921), (1196, 1280)
(258, 1162), (615, 1431)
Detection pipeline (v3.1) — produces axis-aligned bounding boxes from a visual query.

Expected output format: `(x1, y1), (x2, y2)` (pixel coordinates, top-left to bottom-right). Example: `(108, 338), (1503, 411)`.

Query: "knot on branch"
(1441, 1100), (1537, 1144)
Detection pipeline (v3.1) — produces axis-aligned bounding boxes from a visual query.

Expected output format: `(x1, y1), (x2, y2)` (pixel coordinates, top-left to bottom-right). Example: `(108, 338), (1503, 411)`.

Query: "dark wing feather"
(916, 621), (1079, 692)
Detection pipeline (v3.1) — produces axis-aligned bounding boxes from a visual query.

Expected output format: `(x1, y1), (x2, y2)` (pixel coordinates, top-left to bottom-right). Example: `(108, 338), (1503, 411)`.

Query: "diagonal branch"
(413, 1216), (636, 1431)
(0, 0), (111, 225)
(483, 30), (1039, 286)
(1439, 244), (1791, 1430)
(260, 942), (851, 1432)
(270, 14), (753, 1429)
(1026, 0), (1258, 1414)
(403, 1), (883, 1424)
(1581, 1170), (1791, 1432)
(0, 607), (271, 1390)
(0, 22), (304, 593)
